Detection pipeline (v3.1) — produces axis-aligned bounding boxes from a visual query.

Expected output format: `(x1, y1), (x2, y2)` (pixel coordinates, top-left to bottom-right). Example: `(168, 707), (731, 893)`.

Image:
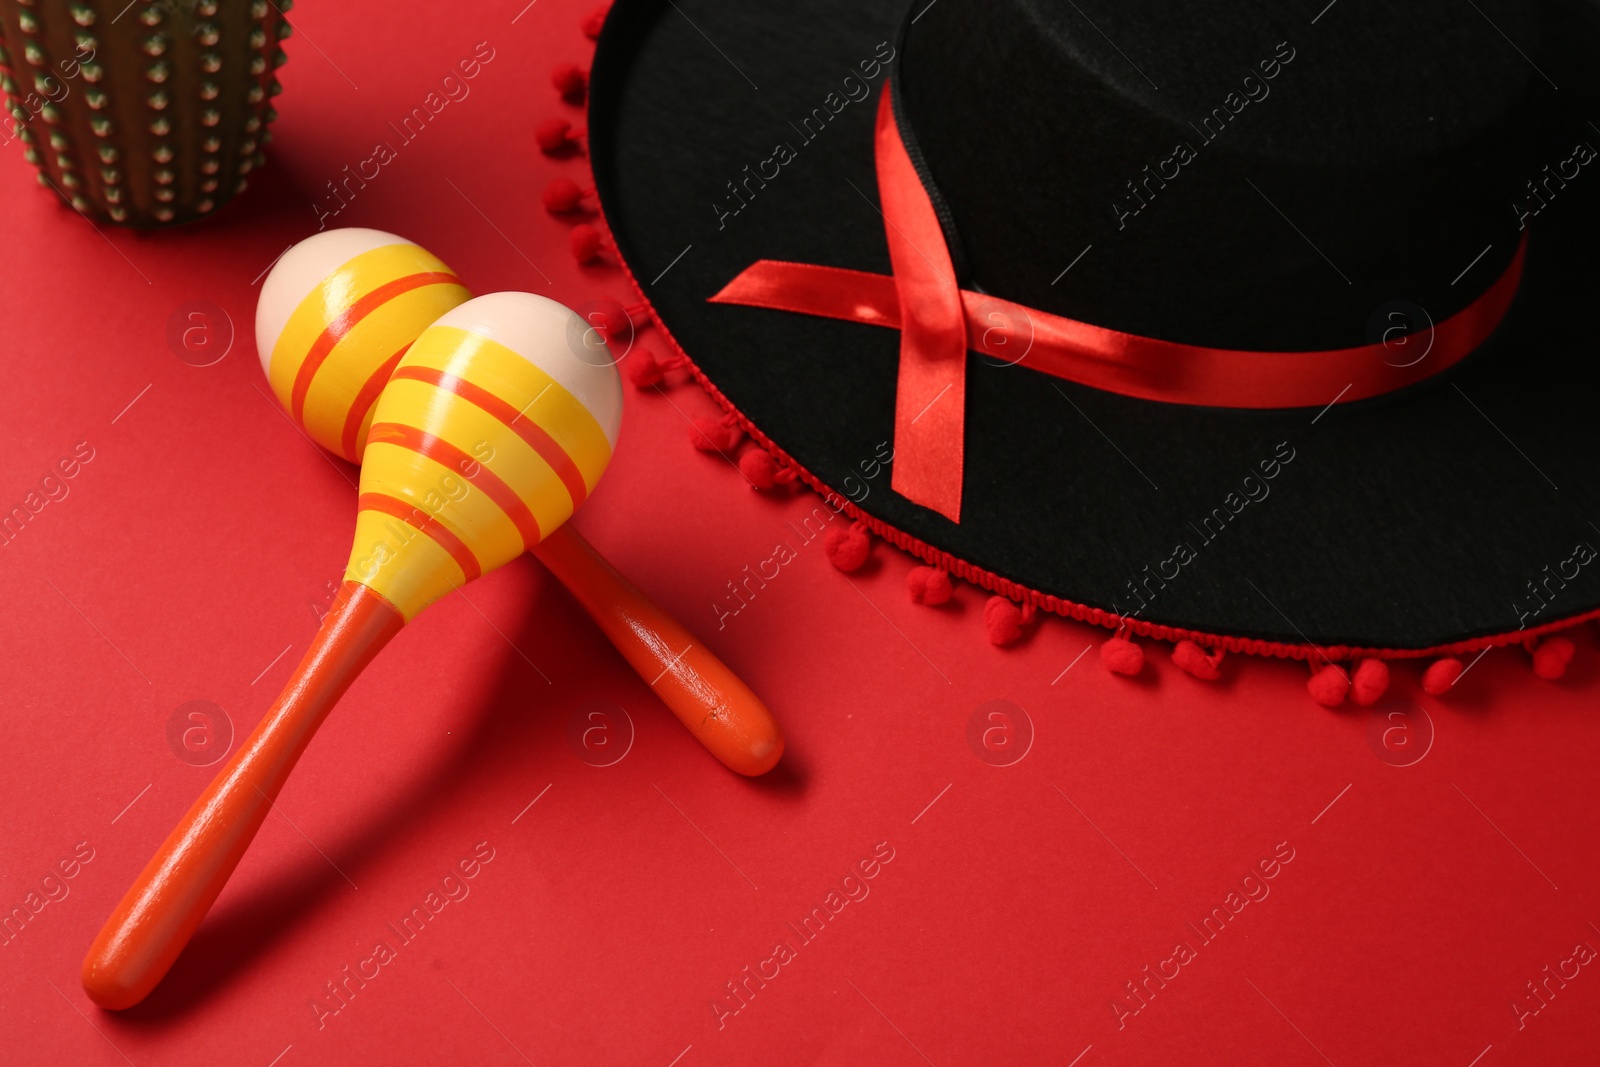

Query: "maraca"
(83, 291), (622, 1010)
(253, 228), (783, 778)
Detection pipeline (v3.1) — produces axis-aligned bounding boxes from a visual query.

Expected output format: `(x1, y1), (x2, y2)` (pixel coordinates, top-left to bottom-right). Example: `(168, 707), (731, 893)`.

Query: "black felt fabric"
(896, 0), (1539, 349)
(589, 0), (1600, 650)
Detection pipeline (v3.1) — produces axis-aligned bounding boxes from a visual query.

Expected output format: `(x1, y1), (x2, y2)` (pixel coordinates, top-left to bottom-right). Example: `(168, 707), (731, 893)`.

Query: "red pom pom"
(534, 117), (574, 153)
(570, 223), (604, 265)
(551, 62), (588, 100)
(824, 521), (872, 573)
(1350, 658), (1390, 706)
(1100, 635), (1143, 676)
(688, 415), (741, 453)
(739, 448), (790, 490)
(580, 3), (608, 38)
(624, 348), (664, 388)
(1171, 640), (1224, 681)
(906, 566), (953, 606)
(983, 597), (1026, 646)
(1531, 636), (1576, 680)
(542, 177), (585, 214)
(1421, 657), (1463, 696)
(1307, 663), (1349, 708)
(584, 298), (632, 344)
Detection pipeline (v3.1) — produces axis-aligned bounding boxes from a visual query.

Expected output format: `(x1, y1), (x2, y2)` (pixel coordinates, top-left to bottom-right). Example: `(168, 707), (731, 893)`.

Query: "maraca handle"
(82, 583), (402, 1010)
(533, 526), (784, 776)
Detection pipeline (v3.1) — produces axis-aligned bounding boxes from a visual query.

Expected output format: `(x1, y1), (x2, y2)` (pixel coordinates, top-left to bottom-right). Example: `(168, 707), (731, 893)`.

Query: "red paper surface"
(2, 2), (1599, 1064)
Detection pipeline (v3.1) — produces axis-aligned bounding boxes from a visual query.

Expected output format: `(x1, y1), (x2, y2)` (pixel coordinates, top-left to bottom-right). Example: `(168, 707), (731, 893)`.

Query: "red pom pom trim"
(824, 521), (872, 573)
(1421, 657), (1464, 696)
(984, 597), (1029, 646)
(907, 566), (953, 606)
(1307, 663), (1349, 707)
(580, 3), (609, 39)
(569, 223), (615, 265)
(1530, 636), (1575, 680)
(534, 117), (584, 154)
(738, 448), (799, 491)
(622, 346), (685, 389)
(541, 177), (593, 215)
(1171, 639), (1224, 681)
(688, 413), (743, 453)
(551, 62), (588, 102)
(624, 348), (665, 388)
(1350, 658), (1390, 706)
(1100, 635), (1143, 676)
(584, 298), (639, 344)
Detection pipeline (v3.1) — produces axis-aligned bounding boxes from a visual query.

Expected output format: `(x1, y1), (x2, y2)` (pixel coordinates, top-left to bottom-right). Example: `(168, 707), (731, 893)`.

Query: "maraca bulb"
(347, 292), (622, 620)
(256, 228), (472, 462)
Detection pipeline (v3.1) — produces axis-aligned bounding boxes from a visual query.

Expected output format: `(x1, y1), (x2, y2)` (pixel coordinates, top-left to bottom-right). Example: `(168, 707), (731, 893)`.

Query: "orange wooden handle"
(533, 525), (784, 776)
(82, 582), (403, 1010)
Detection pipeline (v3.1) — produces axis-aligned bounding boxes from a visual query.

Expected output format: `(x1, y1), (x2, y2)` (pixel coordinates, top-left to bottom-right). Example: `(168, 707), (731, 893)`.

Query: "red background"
(2, 2), (1599, 1064)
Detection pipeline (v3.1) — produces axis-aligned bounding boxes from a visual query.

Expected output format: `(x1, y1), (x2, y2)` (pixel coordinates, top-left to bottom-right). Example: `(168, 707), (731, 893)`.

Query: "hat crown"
(898, 0), (1552, 350)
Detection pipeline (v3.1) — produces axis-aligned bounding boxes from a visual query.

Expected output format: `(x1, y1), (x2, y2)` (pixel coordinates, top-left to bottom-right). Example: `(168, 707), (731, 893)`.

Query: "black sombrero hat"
(584, 0), (1600, 667)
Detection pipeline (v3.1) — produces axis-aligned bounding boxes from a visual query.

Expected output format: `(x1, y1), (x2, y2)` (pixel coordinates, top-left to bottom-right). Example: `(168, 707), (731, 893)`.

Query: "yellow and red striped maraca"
(82, 287), (620, 1010)
(345, 289), (621, 618)
(253, 228), (784, 776)
(256, 228), (472, 463)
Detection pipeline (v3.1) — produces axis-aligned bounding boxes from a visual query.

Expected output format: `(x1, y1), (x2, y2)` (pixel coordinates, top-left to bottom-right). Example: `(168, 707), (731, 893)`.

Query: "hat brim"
(589, 0), (1600, 656)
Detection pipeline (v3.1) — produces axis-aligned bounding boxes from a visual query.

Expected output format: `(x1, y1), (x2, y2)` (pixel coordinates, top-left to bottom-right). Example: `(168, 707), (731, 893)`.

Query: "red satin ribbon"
(873, 81), (968, 522)
(709, 83), (1527, 523)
